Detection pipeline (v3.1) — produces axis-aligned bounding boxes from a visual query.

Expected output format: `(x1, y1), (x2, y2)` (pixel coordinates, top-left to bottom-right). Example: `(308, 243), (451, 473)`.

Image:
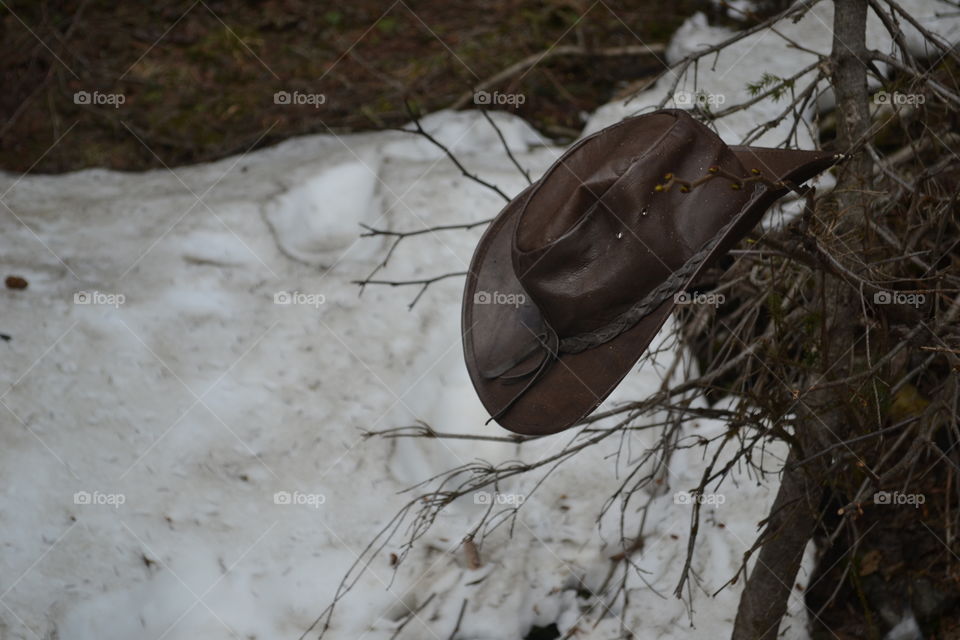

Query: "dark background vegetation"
(0, 0), (711, 173)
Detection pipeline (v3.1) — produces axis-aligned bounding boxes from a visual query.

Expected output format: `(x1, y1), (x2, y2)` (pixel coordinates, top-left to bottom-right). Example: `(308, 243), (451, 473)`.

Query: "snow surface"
(2, 3), (959, 640)
(589, 0), (959, 143)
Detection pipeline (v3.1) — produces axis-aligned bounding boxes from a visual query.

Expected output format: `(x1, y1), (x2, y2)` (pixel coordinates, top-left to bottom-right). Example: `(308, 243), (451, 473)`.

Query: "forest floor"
(0, 0), (724, 173)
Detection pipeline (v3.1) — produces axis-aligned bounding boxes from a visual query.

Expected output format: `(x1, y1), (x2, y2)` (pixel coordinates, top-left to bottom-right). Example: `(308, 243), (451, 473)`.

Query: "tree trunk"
(731, 450), (821, 640)
(731, 1), (872, 638)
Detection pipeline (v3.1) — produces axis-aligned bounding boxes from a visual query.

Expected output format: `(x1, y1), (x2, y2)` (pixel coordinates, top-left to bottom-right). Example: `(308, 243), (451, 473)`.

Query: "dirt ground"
(0, 0), (713, 174)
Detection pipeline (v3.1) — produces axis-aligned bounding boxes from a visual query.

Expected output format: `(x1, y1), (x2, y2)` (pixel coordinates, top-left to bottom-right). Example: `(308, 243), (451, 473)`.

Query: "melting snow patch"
(264, 159), (384, 267)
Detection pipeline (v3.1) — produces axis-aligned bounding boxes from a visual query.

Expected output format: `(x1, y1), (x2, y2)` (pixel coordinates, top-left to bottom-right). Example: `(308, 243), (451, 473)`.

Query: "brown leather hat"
(463, 109), (838, 436)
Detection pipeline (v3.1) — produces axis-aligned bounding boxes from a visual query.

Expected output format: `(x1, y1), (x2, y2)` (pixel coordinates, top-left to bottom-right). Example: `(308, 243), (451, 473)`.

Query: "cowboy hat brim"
(463, 122), (838, 436)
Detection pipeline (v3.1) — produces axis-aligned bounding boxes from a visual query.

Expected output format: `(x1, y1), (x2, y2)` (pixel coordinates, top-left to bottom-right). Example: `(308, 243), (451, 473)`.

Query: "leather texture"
(463, 109), (838, 436)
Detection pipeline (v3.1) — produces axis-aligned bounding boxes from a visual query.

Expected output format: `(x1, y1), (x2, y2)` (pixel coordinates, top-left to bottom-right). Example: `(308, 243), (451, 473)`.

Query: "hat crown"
(461, 108), (839, 435)
(511, 110), (752, 338)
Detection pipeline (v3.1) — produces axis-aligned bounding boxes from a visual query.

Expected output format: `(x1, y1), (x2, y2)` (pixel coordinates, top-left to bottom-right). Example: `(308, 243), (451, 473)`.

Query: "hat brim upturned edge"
(462, 143), (838, 437)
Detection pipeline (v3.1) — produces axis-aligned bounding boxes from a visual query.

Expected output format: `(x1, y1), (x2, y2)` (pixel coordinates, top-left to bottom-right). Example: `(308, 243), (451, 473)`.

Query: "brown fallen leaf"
(463, 535), (481, 570)
(5, 275), (28, 290)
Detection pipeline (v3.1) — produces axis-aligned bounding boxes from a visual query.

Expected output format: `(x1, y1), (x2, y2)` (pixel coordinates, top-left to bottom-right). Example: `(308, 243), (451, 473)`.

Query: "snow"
(3, 3), (960, 640)
(885, 613), (923, 640)
(0, 114), (796, 640)
(264, 159), (383, 266)
(588, 0), (959, 142)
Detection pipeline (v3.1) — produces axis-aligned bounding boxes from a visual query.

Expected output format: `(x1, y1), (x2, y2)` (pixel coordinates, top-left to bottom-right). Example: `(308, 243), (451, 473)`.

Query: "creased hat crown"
(511, 110), (753, 340)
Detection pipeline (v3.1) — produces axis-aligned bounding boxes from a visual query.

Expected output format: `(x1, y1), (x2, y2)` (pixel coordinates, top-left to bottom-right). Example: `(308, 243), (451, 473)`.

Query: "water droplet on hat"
(616, 232), (623, 239)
